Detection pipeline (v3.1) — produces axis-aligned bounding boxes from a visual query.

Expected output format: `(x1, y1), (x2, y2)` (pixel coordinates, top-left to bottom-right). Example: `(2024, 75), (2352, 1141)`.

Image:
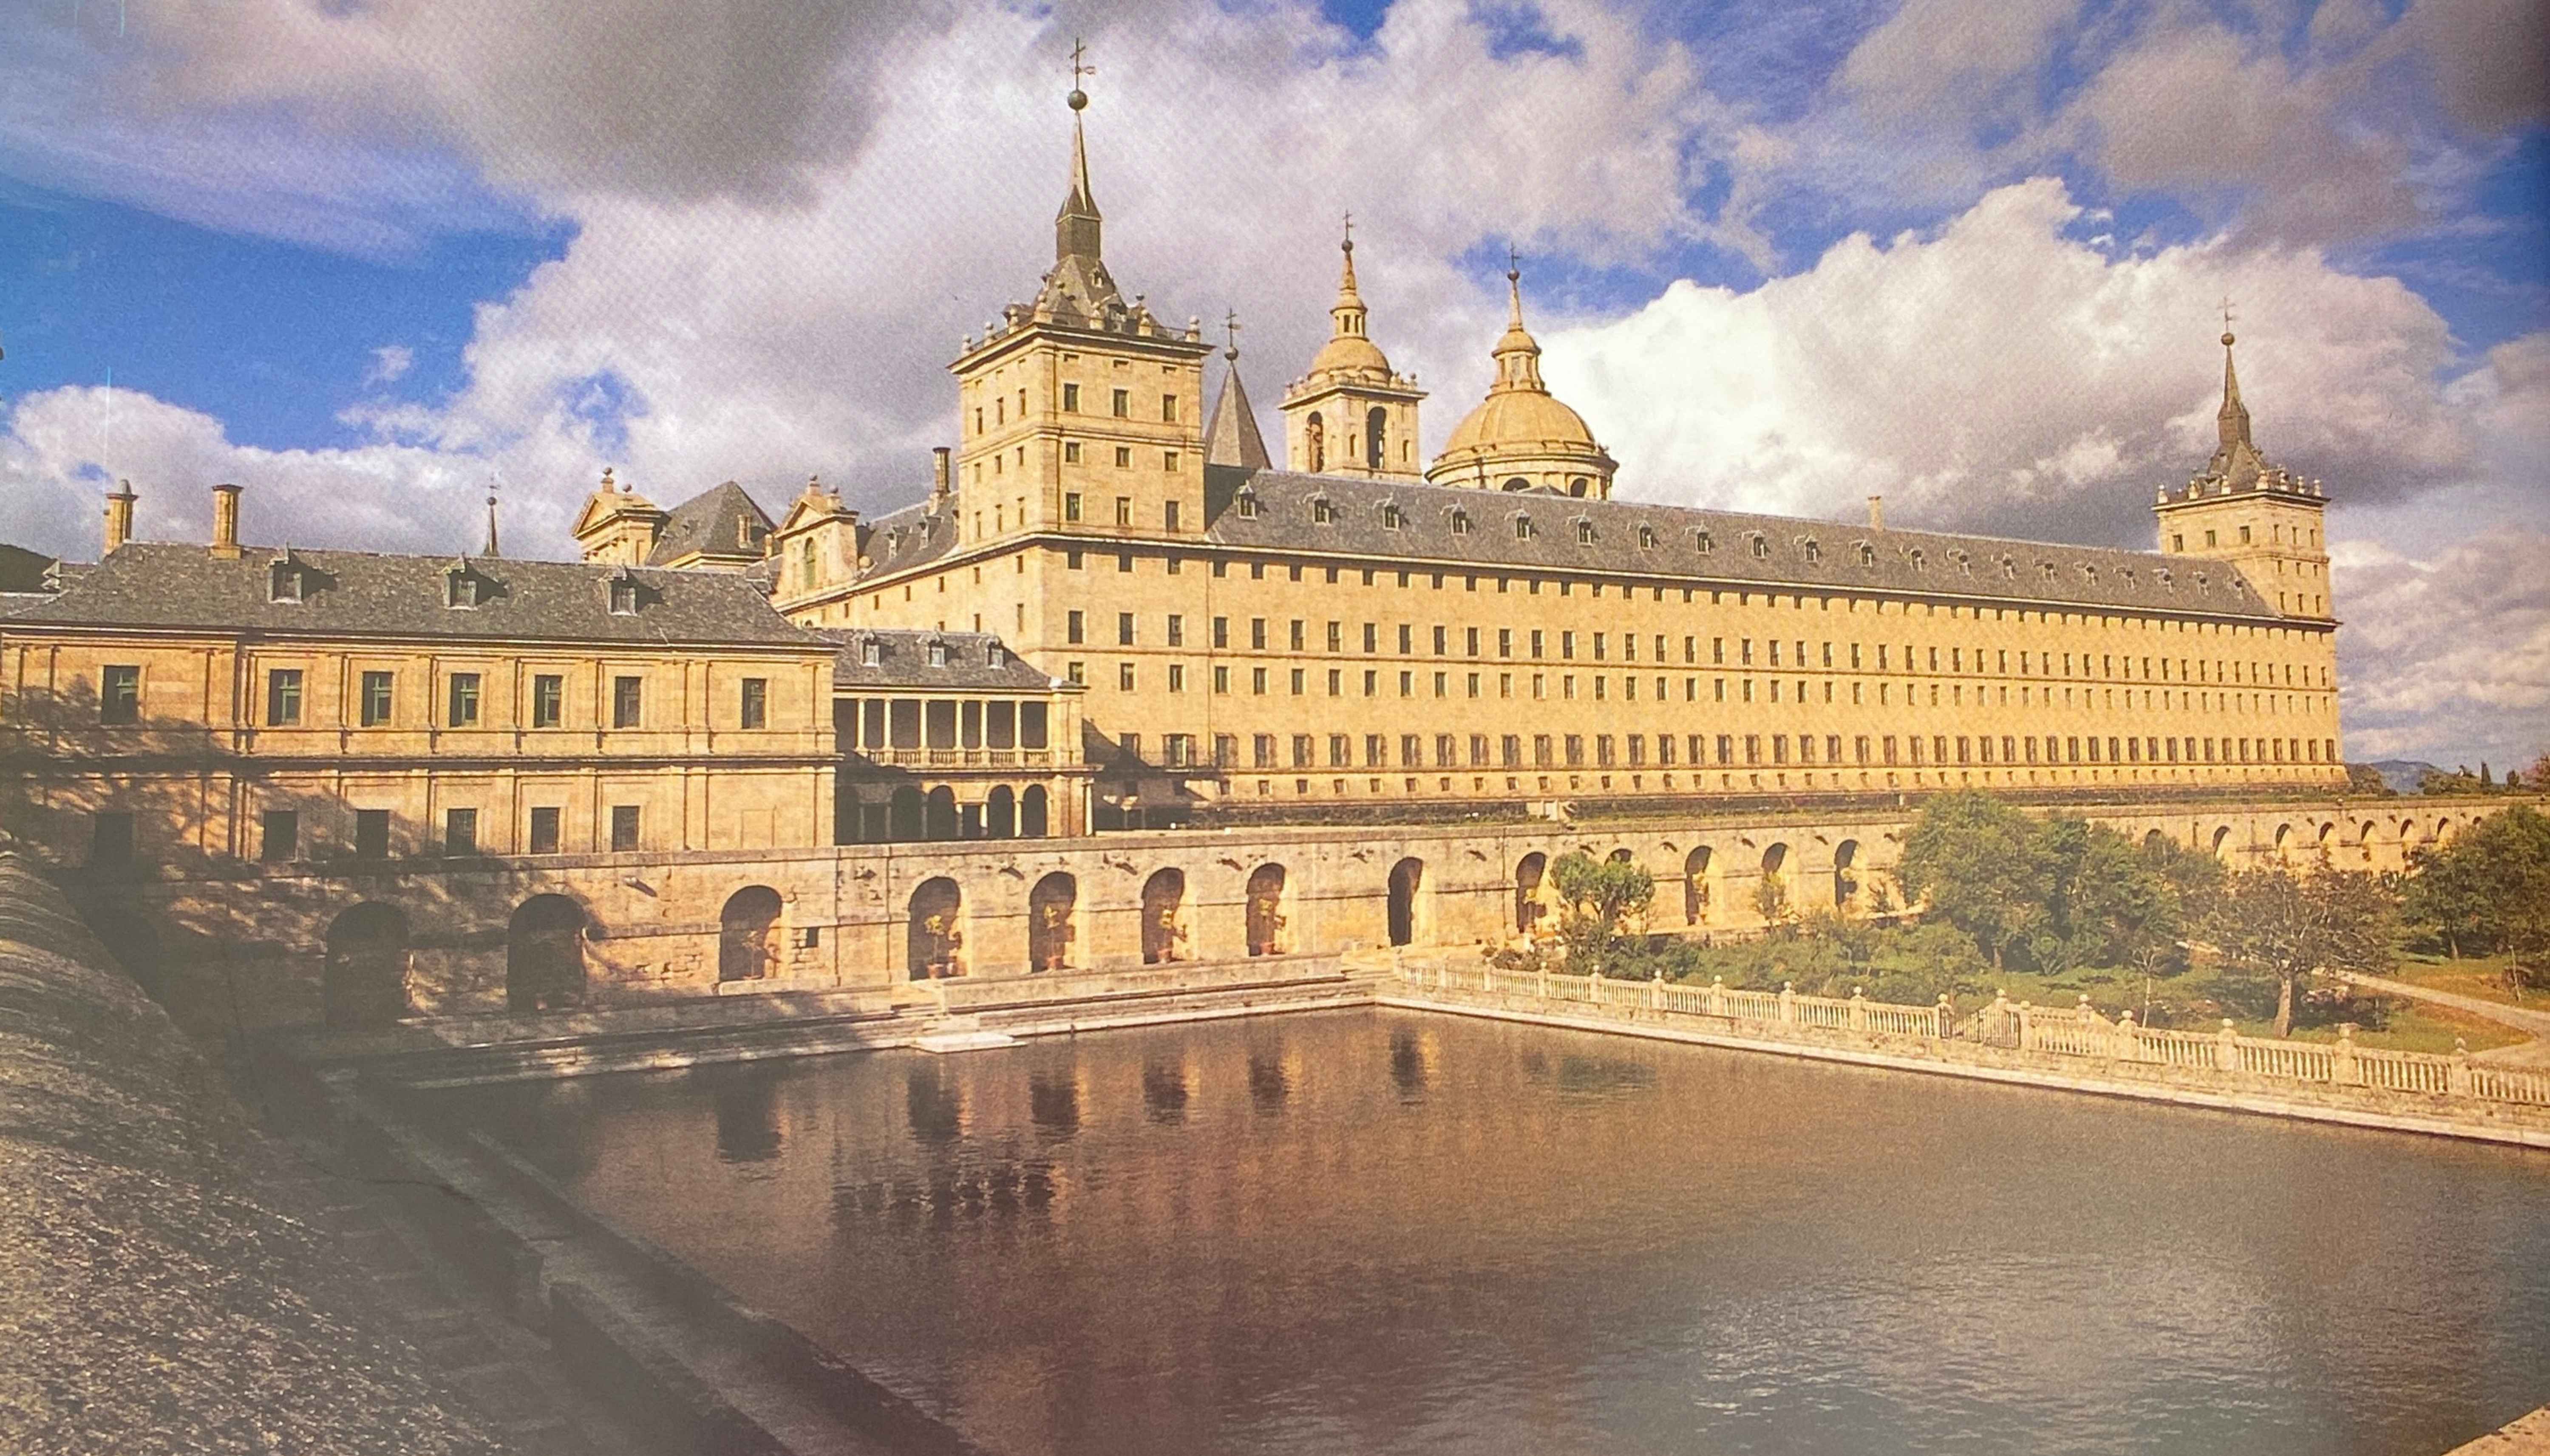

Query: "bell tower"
(946, 50), (1213, 548)
(1280, 219), (1425, 480)
(2153, 324), (2334, 620)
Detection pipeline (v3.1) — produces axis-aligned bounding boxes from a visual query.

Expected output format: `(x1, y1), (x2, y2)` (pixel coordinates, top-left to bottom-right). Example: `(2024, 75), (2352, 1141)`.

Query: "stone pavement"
(2443, 1405), (2550, 1454)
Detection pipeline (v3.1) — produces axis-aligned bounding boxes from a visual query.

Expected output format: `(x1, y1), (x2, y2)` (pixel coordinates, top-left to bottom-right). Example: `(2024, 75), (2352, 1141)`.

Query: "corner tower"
(1279, 225), (1424, 480)
(946, 70), (1213, 549)
(2153, 328), (2333, 619)
(1425, 260), (1615, 497)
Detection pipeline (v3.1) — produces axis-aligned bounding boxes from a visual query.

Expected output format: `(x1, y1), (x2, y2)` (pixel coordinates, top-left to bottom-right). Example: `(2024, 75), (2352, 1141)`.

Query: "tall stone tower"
(1280, 227), (1425, 480)
(2153, 329), (2334, 619)
(945, 75), (1214, 550)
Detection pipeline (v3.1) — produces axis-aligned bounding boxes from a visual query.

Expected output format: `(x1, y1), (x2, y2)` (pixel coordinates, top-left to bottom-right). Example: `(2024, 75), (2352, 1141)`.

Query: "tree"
(1547, 851), (1654, 978)
(2345, 762), (2395, 797)
(1752, 872), (1792, 933)
(1896, 792), (2049, 970)
(2403, 805), (2550, 989)
(2204, 866), (2397, 1036)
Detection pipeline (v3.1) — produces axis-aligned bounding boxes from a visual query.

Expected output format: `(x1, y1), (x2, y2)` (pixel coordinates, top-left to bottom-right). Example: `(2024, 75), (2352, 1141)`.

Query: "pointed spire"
(483, 490), (501, 558)
(2217, 328), (2251, 450)
(1331, 214), (1368, 340)
(1207, 316), (1272, 470)
(1056, 40), (1102, 265)
(1490, 249), (1545, 393)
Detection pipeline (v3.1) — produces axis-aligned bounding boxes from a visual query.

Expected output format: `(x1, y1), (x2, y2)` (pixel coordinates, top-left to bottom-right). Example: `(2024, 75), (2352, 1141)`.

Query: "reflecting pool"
(443, 1010), (2550, 1455)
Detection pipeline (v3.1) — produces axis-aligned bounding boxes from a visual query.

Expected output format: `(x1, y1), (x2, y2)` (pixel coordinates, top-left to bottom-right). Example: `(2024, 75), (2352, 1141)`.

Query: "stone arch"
(323, 902), (408, 1029)
(986, 785), (1016, 840)
(2143, 828), (2167, 852)
(1246, 863), (1289, 956)
(1501, 476), (1531, 492)
(888, 786), (924, 841)
(1306, 410), (1326, 472)
(908, 877), (963, 980)
(1142, 868), (1190, 964)
(2211, 824), (2236, 861)
(507, 894), (587, 1013)
(1682, 846), (1712, 925)
(1387, 857), (1425, 947)
(2315, 821), (2336, 862)
(1515, 852), (1549, 936)
(924, 786), (960, 842)
(1020, 784), (1050, 838)
(2359, 820), (2380, 868)
(1607, 846), (1634, 864)
(1028, 872), (1076, 973)
(717, 885), (782, 984)
(1832, 840), (1860, 908)
(1365, 407), (1387, 472)
(1757, 843), (1791, 921)
(2273, 823), (2295, 865)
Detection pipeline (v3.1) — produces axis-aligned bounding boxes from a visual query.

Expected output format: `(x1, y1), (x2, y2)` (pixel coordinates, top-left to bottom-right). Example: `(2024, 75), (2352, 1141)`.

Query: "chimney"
(1866, 495), (1884, 531)
(210, 483), (242, 559)
(104, 480), (137, 555)
(930, 447), (952, 509)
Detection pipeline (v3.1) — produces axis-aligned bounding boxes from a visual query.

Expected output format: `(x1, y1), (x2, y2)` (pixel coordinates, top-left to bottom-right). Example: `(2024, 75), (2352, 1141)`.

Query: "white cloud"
(2332, 527), (2550, 768)
(363, 345), (414, 387)
(1549, 177), (2471, 546)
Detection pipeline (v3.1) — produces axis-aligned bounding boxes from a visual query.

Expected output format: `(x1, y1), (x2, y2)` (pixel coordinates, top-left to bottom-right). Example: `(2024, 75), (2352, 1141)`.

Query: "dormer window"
(1450, 509), (1471, 535)
(1637, 525), (1657, 549)
(2080, 564), (2099, 584)
(861, 639), (882, 667)
(1235, 489), (1259, 520)
(2040, 561), (2058, 582)
(608, 577), (640, 615)
(1312, 497), (1334, 525)
(987, 643), (1007, 668)
(1575, 519), (1595, 545)
(928, 641), (949, 668)
(1857, 542), (1876, 567)
(1801, 537), (1820, 564)
(1695, 529), (1715, 554)
(1907, 549), (1926, 571)
(2157, 568), (2174, 588)
(1748, 533), (1768, 559)
(1381, 502), (1404, 530)
(1514, 513), (1534, 541)
(269, 561), (303, 604)
(449, 574), (480, 609)
(2000, 555), (2017, 579)
(1950, 550), (1970, 575)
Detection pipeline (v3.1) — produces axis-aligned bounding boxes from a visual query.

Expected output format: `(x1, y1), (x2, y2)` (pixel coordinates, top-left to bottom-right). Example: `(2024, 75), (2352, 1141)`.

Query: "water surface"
(445, 1009), (2550, 1455)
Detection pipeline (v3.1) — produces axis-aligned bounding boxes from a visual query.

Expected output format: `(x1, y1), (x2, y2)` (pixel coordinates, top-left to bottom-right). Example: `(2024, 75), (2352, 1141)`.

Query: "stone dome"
(1440, 387), (1600, 458)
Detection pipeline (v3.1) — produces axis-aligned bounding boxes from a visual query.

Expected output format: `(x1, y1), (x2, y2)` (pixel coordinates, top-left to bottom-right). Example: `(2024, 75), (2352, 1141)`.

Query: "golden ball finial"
(1067, 88), (1087, 111)
(2222, 331), (2236, 348)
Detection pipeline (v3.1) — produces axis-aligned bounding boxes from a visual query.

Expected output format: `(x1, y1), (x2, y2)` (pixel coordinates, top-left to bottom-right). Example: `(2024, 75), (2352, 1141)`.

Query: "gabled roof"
(8, 542), (822, 646)
(815, 628), (1068, 690)
(1200, 468), (2291, 621)
(646, 482), (774, 567)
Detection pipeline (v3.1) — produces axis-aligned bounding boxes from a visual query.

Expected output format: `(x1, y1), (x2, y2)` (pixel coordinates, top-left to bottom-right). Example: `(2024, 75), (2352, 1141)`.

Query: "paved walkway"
(2443, 1404), (2550, 1454)
(2340, 971), (2550, 1068)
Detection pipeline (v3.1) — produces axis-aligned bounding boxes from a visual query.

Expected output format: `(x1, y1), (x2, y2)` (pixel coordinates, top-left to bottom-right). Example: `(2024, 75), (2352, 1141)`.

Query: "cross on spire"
(1068, 37), (1094, 100)
(1224, 309), (1241, 362)
(1342, 210), (1354, 252)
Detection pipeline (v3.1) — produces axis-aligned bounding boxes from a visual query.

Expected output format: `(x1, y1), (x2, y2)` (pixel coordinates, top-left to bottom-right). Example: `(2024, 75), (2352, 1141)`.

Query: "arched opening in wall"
(1387, 857), (1425, 947)
(1366, 407), (1387, 471)
(1028, 872), (1077, 973)
(1758, 843), (1791, 922)
(1142, 868), (1190, 964)
(1306, 410), (1326, 472)
(1683, 847), (1711, 924)
(1607, 847), (1634, 864)
(507, 895), (587, 1013)
(908, 877), (963, 980)
(1831, 840), (1859, 908)
(888, 787), (925, 842)
(2315, 822), (2335, 862)
(2273, 823), (2294, 866)
(2360, 820), (2379, 866)
(1500, 476), (1531, 493)
(1020, 785), (1050, 838)
(2434, 817), (2451, 845)
(985, 786), (1016, 840)
(1246, 863), (1289, 956)
(2212, 825), (2235, 862)
(2143, 828), (2168, 853)
(924, 787), (960, 842)
(1515, 852), (1548, 936)
(718, 886), (783, 983)
(323, 902), (408, 1029)
(1568, 477), (1589, 498)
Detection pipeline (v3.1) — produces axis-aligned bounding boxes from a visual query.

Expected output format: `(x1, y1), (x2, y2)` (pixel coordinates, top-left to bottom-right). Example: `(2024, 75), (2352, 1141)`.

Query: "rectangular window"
(1118, 611), (1136, 646)
(1112, 388), (1130, 417)
(1119, 662), (1136, 690)
(1212, 616), (1228, 648)
(447, 672), (482, 727)
(612, 676), (643, 729)
(1292, 734), (1314, 768)
(1166, 614), (1185, 647)
(1063, 382), (1080, 412)
(359, 670), (394, 726)
(259, 809), (298, 864)
(610, 804), (642, 852)
(1168, 664), (1186, 693)
(529, 806), (562, 855)
(740, 677), (768, 729)
(1164, 499), (1181, 529)
(1534, 735), (1553, 767)
(1502, 734), (1522, 767)
(1254, 733), (1276, 769)
(1068, 610), (1086, 644)
(529, 674), (563, 729)
(1332, 735), (1353, 768)
(266, 668), (303, 727)
(1251, 617), (1268, 650)
(444, 808), (478, 857)
(1162, 394), (1179, 422)
(1366, 734), (1388, 767)
(1115, 495), (1133, 525)
(1065, 492), (1084, 522)
(100, 664), (140, 724)
(91, 811), (134, 867)
(1292, 620), (1308, 651)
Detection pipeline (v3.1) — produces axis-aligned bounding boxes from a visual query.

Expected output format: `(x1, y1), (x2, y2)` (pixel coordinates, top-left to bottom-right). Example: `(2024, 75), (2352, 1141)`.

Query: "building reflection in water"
(1388, 1026), (1427, 1097)
(905, 1064), (964, 1146)
(1246, 1052), (1288, 1113)
(1029, 1069), (1080, 1137)
(1140, 1059), (1190, 1123)
(701, 1065), (784, 1164)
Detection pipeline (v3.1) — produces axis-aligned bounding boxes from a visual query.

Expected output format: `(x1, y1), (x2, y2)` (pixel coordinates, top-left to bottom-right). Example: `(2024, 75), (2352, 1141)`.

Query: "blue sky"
(2, 0), (2545, 766)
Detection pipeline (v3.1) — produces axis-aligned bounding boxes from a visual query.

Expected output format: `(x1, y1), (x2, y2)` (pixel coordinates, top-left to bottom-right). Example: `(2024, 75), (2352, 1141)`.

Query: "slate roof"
(1199, 468), (2292, 622)
(856, 497), (963, 580)
(7, 542), (821, 647)
(816, 628), (1067, 690)
(646, 481), (775, 567)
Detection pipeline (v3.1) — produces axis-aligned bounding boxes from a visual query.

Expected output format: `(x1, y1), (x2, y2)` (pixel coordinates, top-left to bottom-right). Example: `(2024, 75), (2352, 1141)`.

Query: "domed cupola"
(1280, 219), (1426, 481)
(1426, 259), (1615, 498)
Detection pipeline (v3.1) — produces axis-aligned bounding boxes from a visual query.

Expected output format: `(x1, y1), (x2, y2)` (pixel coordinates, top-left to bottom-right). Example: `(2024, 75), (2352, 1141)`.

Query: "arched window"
(507, 895), (586, 1012)
(1142, 868), (1190, 964)
(1246, 864), (1289, 956)
(1029, 872), (1076, 971)
(1366, 407), (1388, 471)
(1501, 476), (1532, 493)
(718, 886), (783, 982)
(909, 878), (963, 979)
(1306, 412), (1326, 472)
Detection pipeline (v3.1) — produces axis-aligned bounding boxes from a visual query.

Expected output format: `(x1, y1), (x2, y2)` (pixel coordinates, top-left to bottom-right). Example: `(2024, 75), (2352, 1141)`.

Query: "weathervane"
(1068, 37), (1094, 110)
(1224, 309), (1242, 362)
(2219, 294), (2237, 344)
(1342, 210), (1354, 253)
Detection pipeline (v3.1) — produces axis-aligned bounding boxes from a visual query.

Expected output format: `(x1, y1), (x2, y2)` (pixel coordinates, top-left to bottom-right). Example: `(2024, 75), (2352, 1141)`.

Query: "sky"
(1, 0), (2544, 769)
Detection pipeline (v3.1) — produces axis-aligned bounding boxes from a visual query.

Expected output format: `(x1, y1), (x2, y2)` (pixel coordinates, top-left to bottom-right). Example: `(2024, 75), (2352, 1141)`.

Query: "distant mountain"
(2366, 760), (2444, 794)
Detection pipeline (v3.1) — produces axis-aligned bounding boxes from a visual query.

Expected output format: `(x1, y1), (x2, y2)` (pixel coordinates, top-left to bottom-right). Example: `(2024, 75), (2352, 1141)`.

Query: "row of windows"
(88, 802), (648, 868)
(1059, 492), (1181, 529)
(837, 698), (1052, 752)
(971, 386), (1179, 434)
(1043, 551), (2318, 645)
(1162, 731), (2341, 772)
(1047, 617), (2329, 689)
(94, 665), (769, 731)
